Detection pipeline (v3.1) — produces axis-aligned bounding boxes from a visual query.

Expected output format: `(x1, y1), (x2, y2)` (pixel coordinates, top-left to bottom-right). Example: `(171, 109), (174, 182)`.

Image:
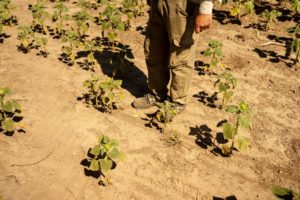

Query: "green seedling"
(31, 0), (50, 33)
(81, 39), (101, 71)
(260, 9), (282, 30)
(271, 185), (300, 199)
(61, 30), (81, 63)
(35, 35), (48, 57)
(229, 0), (255, 20)
(87, 134), (125, 185)
(122, 0), (144, 26)
(0, 87), (23, 134)
(73, 10), (93, 39)
(17, 25), (35, 52)
(220, 100), (252, 156)
(0, 0), (17, 35)
(76, 0), (93, 10)
(203, 40), (224, 70)
(215, 72), (237, 108)
(286, 23), (300, 64)
(291, 0), (300, 15)
(51, 1), (70, 35)
(99, 2), (126, 43)
(153, 101), (178, 133)
(83, 76), (123, 113)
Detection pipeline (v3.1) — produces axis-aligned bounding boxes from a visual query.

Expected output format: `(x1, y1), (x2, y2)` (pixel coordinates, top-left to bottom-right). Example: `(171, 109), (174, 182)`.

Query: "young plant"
(0, 0), (17, 35)
(290, 0), (300, 15)
(30, 0), (50, 33)
(260, 9), (282, 30)
(35, 35), (48, 57)
(83, 76), (123, 113)
(99, 2), (126, 44)
(215, 72), (237, 108)
(286, 23), (300, 65)
(203, 40), (224, 70)
(72, 7), (93, 39)
(51, 1), (70, 35)
(220, 100), (252, 156)
(271, 185), (300, 199)
(0, 87), (23, 134)
(87, 134), (125, 185)
(147, 101), (178, 133)
(81, 39), (101, 71)
(229, 0), (255, 20)
(61, 30), (81, 64)
(122, 0), (144, 26)
(17, 25), (35, 52)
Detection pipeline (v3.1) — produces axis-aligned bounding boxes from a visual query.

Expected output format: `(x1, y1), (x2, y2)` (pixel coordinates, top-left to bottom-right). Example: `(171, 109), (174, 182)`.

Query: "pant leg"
(164, 0), (200, 105)
(144, 0), (170, 100)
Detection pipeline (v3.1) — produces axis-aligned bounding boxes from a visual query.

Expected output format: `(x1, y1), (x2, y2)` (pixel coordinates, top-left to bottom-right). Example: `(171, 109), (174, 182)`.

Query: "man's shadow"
(95, 37), (148, 98)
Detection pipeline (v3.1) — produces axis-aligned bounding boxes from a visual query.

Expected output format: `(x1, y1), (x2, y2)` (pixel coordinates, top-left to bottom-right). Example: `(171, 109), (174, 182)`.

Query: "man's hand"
(195, 14), (213, 33)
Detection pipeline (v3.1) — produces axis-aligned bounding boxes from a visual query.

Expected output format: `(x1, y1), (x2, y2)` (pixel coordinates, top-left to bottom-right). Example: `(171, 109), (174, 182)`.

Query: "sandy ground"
(0, 0), (299, 200)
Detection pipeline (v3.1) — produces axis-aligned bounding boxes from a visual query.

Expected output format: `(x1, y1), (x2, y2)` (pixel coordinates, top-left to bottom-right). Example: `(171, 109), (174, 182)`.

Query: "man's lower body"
(133, 0), (200, 110)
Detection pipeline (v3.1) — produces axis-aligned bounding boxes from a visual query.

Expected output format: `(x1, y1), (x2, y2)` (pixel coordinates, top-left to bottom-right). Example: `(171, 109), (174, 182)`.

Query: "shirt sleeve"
(189, 0), (214, 14)
(199, 0), (214, 14)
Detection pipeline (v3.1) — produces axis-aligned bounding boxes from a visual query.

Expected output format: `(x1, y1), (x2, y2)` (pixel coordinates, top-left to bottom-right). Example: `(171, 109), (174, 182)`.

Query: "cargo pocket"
(169, 1), (197, 47)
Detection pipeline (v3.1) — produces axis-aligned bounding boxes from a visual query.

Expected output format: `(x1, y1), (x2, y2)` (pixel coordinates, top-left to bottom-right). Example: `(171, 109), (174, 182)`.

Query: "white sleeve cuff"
(199, 1), (214, 14)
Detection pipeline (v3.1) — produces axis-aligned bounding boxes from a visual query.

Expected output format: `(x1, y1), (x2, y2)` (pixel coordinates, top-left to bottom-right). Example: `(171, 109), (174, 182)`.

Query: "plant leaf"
(100, 159), (113, 172)
(222, 123), (236, 140)
(89, 159), (100, 171)
(12, 100), (22, 111)
(90, 145), (101, 156)
(1, 118), (14, 132)
(236, 136), (251, 151)
(3, 101), (13, 113)
(108, 147), (120, 160)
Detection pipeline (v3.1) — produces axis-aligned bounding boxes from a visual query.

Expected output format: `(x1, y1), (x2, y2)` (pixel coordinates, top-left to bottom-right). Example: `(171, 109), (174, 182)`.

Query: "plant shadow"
(189, 124), (229, 157)
(141, 110), (163, 133)
(253, 47), (294, 67)
(212, 9), (241, 25)
(213, 195), (238, 200)
(193, 91), (219, 109)
(0, 33), (10, 44)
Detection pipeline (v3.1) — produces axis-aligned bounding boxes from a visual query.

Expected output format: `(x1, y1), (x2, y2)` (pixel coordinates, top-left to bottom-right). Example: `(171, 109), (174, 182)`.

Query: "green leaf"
(90, 145), (101, 156)
(271, 186), (293, 198)
(119, 151), (125, 162)
(108, 147), (120, 160)
(102, 135), (110, 144)
(89, 159), (100, 171)
(222, 123), (236, 140)
(203, 49), (212, 57)
(100, 158), (113, 172)
(1, 118), (14, 132)
(11, 100), (22, 111)
(236, 136), (250, 151)
(239, 116), (251, 129)
(3, 101), (13, 113)
(225, 105), (239, 113)
(218, 82), (227, 92)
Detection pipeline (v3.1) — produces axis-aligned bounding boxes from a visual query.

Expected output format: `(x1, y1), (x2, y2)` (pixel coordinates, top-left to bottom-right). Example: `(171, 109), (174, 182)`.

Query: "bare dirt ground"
(0, 0), (299, 200)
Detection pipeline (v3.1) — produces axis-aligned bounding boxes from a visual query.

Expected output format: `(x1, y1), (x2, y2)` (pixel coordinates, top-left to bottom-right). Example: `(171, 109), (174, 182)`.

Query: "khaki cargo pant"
(145, 0), (199, 105)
